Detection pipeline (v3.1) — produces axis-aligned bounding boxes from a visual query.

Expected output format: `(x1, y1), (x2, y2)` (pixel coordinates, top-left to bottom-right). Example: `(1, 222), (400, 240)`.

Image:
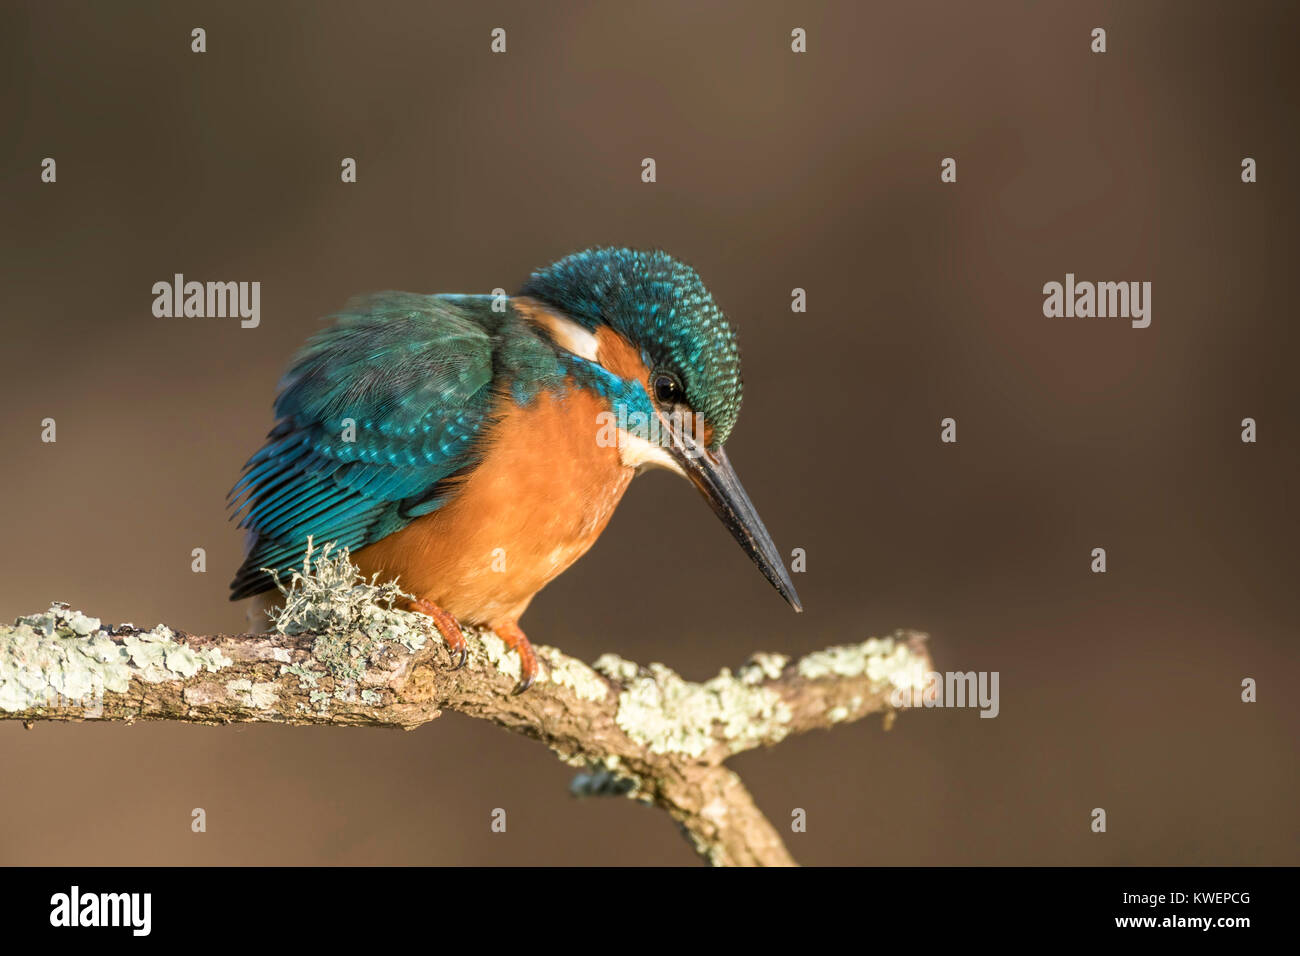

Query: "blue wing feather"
(228, 293), (501, 600)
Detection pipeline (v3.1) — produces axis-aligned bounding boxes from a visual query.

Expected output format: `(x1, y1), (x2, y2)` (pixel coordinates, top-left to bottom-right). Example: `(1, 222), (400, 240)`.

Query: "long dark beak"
(664, 417), (802, 612)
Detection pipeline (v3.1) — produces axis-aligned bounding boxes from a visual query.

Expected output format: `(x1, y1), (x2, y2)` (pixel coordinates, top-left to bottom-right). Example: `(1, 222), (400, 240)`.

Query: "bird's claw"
(511, 672), (535, 696)
(410, 598), (468, 672)
(411, 601), (536, 694)
(495, 621), (538, 696)
(439, 629), (469, 671)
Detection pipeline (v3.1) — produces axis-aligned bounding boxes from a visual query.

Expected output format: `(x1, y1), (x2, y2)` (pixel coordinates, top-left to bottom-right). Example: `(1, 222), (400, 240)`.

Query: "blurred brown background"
(1, 0), (1296, 866)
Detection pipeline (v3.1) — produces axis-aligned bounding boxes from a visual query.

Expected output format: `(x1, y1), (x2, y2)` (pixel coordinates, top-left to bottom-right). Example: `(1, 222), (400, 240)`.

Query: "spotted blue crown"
(521, 248), (743, 445)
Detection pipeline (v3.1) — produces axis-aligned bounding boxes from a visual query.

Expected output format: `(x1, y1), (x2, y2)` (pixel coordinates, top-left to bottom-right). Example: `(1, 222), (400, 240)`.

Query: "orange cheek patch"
(595, 327), (651, 384)
(595, 328), (719, 446)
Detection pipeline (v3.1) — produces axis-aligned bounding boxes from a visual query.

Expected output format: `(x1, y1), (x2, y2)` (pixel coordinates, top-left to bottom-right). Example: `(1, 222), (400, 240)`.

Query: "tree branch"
(0, 546), (934, 866)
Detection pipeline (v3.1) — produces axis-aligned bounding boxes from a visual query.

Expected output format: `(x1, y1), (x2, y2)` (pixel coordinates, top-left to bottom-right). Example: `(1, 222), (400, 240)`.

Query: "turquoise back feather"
(229, 293), (568, 599)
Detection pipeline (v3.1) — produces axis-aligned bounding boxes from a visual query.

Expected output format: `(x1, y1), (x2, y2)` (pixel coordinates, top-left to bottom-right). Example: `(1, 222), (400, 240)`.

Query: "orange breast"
(352, 381), (634, 627)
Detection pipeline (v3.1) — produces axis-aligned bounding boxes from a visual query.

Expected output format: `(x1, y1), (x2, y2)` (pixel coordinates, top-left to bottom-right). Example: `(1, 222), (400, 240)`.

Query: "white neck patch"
(529, 308), (600, 362)
(515, 297), (688, 478)
(618, 432), (686, 477)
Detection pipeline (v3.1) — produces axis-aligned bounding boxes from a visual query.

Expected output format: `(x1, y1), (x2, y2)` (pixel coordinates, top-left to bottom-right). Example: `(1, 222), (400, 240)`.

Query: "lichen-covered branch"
(0, 543), (934, 867)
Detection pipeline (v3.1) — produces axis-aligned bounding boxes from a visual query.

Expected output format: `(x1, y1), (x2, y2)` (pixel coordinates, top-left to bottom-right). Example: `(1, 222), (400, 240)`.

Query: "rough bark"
(0, 550), (934, 866)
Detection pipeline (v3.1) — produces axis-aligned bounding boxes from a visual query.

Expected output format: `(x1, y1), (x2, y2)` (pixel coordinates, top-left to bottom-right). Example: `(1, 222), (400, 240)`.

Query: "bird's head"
(518, 247), (801, 613)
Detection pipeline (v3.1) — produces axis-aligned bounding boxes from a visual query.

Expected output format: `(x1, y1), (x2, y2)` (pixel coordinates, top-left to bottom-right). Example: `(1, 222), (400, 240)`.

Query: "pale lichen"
(539, 648), (609, 702)
(262, 539), (532, 694)
(122, 625), (231, 682)
(797, 633), (928, 695)
(593, 653), (641, 683)
(614, 663), (792, 758)
(280, 662), (321, 688)
(260, 538), (443, 707)
(264, 538), (432, 649)
(0, 604), (230, 714)
(478, 631), (521, 683)
(739, 651), (789, 684)
(225, 678), (279, 710)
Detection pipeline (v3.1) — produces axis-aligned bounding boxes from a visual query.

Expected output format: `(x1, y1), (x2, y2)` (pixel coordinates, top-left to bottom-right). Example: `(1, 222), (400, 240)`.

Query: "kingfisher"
(228, 248), (801, 692)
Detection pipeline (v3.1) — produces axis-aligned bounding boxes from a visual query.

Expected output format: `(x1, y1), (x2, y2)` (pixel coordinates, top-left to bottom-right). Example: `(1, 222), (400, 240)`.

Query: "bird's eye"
(652, 372), (684, 406)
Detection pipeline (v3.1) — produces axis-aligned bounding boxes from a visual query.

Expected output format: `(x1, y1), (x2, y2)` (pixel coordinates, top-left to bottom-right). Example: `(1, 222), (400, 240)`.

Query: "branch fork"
(0, 543), (933, 866)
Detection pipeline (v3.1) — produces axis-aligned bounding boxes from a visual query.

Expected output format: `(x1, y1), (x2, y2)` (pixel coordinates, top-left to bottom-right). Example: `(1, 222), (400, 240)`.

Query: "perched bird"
(229, 248), (801, 692)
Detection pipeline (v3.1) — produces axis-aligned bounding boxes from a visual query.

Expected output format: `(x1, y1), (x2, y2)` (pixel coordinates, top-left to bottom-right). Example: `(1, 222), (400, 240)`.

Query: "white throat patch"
(618, 432), (686, 477)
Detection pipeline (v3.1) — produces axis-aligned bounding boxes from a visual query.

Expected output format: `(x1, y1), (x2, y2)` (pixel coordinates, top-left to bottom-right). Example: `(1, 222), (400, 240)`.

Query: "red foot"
(410, 598), (468, 670)
(494, 621), (538, 695)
